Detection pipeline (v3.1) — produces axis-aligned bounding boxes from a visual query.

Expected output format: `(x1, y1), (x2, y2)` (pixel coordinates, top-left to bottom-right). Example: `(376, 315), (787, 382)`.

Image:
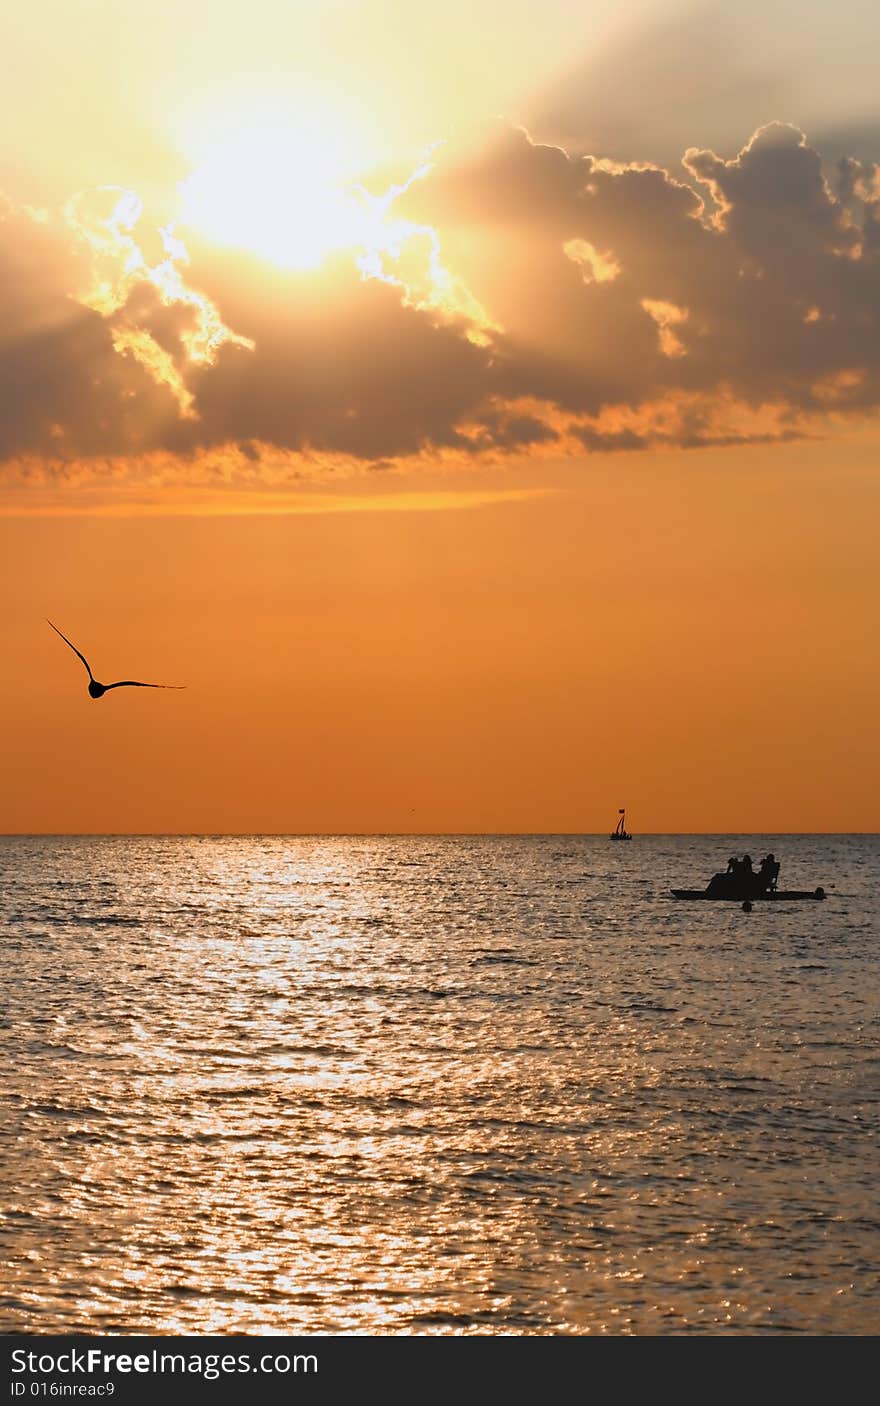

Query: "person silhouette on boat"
(706, 852), (763, 896)
(756, 853), (780, 892)
(708, 858), (738, 895)
(722, 853), (754, 894)
(724, 854), (752, 884)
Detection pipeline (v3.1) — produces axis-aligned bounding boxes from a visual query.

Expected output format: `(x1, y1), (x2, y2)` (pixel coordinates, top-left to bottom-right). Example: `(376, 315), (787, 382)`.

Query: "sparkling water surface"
(1, 834), (877, 1335)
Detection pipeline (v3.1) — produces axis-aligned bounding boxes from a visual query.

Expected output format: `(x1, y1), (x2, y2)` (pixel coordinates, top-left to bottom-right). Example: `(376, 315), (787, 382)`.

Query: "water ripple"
(1, 833), (877, 1335)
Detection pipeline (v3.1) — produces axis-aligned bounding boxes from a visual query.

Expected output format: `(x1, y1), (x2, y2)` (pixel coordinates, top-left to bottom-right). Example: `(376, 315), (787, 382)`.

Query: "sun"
(177, 96), (377, 270)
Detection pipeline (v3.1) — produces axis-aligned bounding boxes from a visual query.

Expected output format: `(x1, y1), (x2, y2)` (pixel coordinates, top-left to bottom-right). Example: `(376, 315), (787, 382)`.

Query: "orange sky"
(3, 436), (878, 833)
(1, 0), (878, 832)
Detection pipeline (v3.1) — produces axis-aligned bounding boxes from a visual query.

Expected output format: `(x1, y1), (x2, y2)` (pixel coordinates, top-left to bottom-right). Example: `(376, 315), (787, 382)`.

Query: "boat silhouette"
(610, 808), (632, 842)
(671, 888), (826, 901)
(671, 853), (825, 902)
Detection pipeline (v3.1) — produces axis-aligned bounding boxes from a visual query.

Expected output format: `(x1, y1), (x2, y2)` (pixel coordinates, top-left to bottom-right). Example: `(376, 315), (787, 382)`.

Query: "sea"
(1, 834), (877, 1336)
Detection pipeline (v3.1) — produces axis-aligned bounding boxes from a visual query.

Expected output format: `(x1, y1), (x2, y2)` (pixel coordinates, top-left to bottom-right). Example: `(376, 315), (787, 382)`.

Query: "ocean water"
(1, 834), (877, 1336)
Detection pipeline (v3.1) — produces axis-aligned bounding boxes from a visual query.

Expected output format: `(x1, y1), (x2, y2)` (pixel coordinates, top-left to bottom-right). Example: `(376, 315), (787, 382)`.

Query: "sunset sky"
(2, 0), (878, 832)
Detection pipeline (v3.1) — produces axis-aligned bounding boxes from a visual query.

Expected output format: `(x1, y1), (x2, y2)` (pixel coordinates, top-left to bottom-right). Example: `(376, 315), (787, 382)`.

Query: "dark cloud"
(2, 117), (880, 492)
(181, 252), (495, 460)
(0, 202), (186, 460)
(401, 121), (880, 420)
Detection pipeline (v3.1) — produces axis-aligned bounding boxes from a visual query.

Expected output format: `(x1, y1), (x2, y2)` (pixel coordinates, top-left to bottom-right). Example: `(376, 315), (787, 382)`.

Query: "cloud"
(399, 120), (880, 421)
(0, 197), (182, 461)
(1, 118), (880, 506)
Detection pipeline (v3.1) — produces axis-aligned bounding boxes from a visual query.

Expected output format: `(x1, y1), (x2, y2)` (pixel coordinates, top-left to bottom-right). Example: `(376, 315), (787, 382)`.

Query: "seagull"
(47, 620), (185, 700)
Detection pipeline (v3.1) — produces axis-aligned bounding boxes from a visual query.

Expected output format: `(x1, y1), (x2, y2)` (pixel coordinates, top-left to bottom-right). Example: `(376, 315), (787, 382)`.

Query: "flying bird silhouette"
(47, 620), (185, 699)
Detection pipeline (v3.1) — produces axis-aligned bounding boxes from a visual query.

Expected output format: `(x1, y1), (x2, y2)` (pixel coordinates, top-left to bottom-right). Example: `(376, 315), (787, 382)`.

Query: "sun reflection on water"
(2, 834), (878, 1334)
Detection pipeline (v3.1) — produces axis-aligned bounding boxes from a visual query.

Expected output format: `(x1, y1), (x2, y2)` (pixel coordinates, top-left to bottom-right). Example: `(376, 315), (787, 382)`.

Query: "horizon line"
(1, 830), (878, 840)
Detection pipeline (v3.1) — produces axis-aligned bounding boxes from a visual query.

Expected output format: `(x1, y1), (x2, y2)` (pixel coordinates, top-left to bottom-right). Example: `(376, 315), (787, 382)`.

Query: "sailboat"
(610, 808), (632, 841)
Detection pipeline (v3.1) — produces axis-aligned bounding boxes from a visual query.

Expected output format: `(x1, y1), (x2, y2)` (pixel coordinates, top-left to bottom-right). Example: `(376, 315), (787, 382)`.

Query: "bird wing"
(47, 619), (94, 680)
(103, 680), (185, 690)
